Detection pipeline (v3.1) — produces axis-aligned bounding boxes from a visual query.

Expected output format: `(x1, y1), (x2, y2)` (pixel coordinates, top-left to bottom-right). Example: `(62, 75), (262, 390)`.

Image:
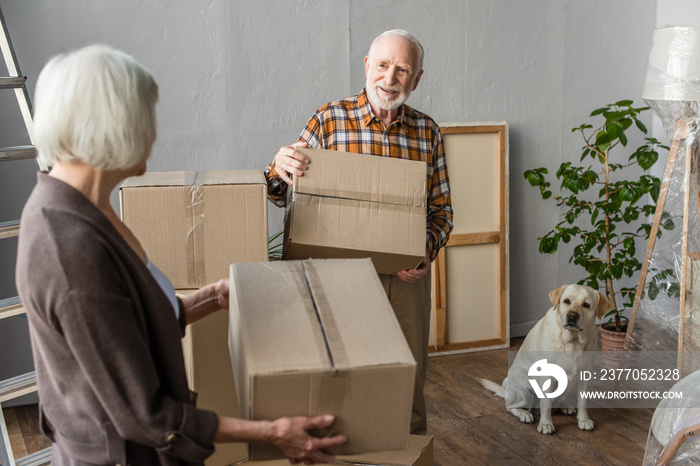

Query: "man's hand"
(270, 415), (347, 465)
(272, 142), (310, 185)
(397, 253), (430, 283)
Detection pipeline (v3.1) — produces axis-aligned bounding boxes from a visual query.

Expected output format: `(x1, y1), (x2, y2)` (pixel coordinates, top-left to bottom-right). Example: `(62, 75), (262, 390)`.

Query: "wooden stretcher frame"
(430, 122), (509, 355)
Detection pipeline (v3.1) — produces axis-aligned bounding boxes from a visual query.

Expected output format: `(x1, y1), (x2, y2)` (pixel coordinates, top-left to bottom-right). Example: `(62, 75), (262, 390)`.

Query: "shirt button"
(166, 433), (180, 443)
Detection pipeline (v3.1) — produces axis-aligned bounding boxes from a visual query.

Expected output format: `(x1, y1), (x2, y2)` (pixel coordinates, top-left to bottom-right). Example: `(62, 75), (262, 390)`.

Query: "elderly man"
(264, 29), (453, 435)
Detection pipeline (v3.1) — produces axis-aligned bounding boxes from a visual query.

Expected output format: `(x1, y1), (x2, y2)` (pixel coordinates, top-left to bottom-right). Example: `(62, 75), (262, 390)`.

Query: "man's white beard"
(366, 78), (411, 111)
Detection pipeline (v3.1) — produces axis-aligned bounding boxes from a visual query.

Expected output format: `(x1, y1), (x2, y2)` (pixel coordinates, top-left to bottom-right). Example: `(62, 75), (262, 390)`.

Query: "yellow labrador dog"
(479, 284), (612, 434)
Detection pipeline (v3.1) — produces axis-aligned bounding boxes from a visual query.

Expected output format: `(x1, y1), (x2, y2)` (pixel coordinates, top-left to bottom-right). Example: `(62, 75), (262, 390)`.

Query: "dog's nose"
(567, 311), (579, 322)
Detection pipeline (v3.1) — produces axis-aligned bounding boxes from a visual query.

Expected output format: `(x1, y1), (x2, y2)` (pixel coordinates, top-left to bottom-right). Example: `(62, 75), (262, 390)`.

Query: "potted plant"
(269, 230), (284, 260)
(524, 100), (677, 345)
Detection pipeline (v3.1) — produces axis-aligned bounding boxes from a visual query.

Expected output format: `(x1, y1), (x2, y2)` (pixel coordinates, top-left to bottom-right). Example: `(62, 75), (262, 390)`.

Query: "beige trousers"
(378, 272), (431, 435)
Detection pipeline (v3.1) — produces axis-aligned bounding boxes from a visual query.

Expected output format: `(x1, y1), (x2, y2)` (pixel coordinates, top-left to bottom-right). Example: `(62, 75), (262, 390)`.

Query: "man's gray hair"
(32, 44), (159, 171)
(368, 29), (424, 71)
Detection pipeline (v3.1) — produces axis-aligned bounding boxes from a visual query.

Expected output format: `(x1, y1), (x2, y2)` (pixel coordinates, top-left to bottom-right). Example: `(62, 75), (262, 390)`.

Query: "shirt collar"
(359, 88), (408, 130)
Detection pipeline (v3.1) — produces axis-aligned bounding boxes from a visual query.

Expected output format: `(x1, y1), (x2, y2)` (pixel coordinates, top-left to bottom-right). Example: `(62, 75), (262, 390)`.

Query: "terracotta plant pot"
(599, 324), (628, 368)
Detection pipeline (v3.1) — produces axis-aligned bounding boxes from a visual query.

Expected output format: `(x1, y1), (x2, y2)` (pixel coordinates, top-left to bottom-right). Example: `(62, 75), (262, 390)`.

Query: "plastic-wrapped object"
(644, 369), (700, 465)
(638, 26), (700, 465)
(643, 27), (700, 103)
(627, 26), (700, 373)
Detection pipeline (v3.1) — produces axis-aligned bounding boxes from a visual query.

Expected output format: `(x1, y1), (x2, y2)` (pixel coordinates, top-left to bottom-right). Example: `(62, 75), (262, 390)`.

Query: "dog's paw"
(560, 407), (576, 416)
(515, 410), (534, 424)
(538, 422), (555, 435)
(578, 418), (595, 431)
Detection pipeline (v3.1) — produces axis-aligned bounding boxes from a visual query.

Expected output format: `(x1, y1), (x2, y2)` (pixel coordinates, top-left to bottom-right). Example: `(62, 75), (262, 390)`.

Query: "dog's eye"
(583, 302), (590, 308)
(563, 298), (571, 304)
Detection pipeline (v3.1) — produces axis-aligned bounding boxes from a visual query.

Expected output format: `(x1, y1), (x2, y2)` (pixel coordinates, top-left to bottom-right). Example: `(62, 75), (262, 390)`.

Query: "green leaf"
(668, 283), (680, 298)
(580, 148), (591, 162)
(585, 170), (598, 184)
(648, 283), (659, 300)
(615, 100), (634, 106)
(590, 107), (608, 116)
(619, 186), (636, 201)
(527, 172), (541, 186)
(565, 178), (580, 194)
(539, 236), (559, 254)
(619, 131), (628, 146)
(635, 118), (648, 134)
(595, 130), (615, 146)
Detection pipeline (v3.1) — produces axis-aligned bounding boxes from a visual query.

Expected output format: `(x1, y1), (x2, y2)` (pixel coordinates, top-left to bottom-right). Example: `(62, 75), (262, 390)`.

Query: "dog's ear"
(596, 292), (614, 319)
(549, 285), (569, 309)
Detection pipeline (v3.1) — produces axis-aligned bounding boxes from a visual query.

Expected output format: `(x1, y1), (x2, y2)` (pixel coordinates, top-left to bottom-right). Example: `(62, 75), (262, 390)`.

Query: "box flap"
(302, 259), (415, 370)
(120, 170), (265, 189)
(293, 148), (426, 207)
(201, 170), (265, 185)
(337, 435), (433, 465)
(230, 262), (332, 373)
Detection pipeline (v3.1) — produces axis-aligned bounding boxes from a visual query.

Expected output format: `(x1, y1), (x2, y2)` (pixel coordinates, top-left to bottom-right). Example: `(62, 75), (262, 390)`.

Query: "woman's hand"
(180, 278), (229, 325)
(270, 415), (347, 465)
(214, 414), (347, 465)
(211, 278), (229, 311)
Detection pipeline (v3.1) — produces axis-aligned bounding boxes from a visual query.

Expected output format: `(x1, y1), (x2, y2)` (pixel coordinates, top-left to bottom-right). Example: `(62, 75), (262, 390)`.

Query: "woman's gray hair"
(368, 29), (424, 71)
(32, 44), (159, 170)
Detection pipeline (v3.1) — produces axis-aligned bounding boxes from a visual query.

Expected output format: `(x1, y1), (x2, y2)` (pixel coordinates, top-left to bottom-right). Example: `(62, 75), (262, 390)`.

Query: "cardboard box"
(283, 147), (427, 274)
(242, 435), (433, 466)
(228, 258), (416, 460)
(120, 170), (268, 288)
(177, 290), (248, 466)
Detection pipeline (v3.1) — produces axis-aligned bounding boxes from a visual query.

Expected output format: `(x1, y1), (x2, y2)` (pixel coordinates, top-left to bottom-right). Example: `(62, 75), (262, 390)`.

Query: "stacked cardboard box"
(120, 170), (268, 288)
(121, 170), (268, 466)
(229, 258), (416, 461)
(283, 147), (427, 274)
(242, 435), (434, 466)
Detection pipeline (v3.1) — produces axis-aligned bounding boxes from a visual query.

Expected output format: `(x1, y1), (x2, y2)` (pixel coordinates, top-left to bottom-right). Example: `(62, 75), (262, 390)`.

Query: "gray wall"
(0, 0), (670, 351)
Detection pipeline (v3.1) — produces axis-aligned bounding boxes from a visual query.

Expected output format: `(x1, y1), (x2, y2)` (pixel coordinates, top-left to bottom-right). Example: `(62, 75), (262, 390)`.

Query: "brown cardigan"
(16, 173), (219, 465)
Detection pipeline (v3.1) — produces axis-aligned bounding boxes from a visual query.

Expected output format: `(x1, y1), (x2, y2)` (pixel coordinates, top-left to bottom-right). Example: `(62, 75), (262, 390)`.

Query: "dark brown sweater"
(16, 173), (219, 465)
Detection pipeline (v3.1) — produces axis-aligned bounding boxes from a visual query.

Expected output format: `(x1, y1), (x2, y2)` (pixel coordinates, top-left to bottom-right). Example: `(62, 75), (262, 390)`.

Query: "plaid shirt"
(266, 88), (453, 261)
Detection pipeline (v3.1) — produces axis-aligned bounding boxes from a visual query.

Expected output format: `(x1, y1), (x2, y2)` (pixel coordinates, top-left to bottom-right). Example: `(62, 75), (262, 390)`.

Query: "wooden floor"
(1, 404), (51, 462)
(4, 337), (654, 465)
(425, 337), (654, 465)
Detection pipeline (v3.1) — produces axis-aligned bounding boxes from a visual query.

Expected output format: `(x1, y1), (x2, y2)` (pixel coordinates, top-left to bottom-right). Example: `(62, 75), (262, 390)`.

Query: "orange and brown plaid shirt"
(265, 89), (453, 261)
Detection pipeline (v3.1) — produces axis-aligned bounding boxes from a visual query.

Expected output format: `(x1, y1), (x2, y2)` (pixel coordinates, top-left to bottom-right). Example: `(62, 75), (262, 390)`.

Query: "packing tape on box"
(185, 171), (207, 285)
(301, 261), (350, 370)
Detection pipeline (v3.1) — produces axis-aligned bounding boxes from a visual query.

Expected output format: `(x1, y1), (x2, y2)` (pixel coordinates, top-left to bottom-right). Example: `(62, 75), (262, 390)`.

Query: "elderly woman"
(15, 45), (345, 465)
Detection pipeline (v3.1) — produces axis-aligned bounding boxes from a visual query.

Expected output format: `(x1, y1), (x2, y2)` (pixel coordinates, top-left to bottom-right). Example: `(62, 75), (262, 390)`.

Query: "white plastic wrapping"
(637, 26), (700, 465)
(643, 27), (700, 102)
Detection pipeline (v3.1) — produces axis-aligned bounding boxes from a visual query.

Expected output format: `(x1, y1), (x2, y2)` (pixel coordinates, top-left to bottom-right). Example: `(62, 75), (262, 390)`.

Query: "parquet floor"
(4, 337), (654, 465)
(425, 337), (654, 465)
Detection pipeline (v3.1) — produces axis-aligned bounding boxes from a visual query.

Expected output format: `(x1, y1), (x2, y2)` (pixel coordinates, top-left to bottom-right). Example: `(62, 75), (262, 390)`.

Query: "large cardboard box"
(228, 258), (416, 460)
(120, 170), (268, 288)
(283, 148), (427, 274)
(242, 435), (434, 466)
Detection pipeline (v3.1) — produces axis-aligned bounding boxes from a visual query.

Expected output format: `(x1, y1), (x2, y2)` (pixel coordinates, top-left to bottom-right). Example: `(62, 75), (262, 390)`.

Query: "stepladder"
(0, 5), (51, 466)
